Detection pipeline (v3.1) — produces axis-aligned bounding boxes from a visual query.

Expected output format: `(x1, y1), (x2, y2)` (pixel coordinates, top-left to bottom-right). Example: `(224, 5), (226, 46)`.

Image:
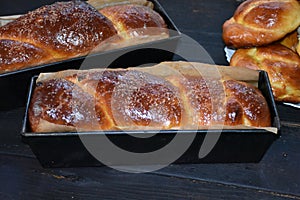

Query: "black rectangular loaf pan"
(21, 71), (280, 168)
(0, 0), (181, 110)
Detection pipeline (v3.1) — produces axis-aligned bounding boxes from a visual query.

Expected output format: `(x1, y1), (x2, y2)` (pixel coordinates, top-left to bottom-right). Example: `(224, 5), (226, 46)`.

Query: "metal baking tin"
(0, 0), (181, 110)
(21, 71), (280, 168)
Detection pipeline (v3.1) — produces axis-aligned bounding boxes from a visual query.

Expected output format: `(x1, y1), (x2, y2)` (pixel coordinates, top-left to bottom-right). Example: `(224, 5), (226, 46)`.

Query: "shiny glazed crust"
(222, 0), (300, 48)
(0, 39), (52, 72)
(28, 62), (271, 132)
(230, 44), (300, 103)
(100, 4), (167, 39)
(0, 1), (117, 65)
(0, 1), (168, 74)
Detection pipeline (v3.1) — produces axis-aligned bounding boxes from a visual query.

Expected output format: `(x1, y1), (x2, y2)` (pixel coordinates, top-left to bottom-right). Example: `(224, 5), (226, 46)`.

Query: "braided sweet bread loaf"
(0, 1), (168, 74)
(28, 62), (271, 132)
(222, 0), (300, 48)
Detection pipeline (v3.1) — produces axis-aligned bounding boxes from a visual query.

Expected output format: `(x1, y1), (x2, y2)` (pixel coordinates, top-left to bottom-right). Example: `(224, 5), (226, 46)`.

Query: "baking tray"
(0, 0), (181, 110)
(21, 71), (280, 168)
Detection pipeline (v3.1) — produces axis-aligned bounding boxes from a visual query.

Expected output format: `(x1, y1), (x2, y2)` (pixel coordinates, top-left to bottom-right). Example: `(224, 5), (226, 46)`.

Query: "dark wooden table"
(0, 0), (300, 199)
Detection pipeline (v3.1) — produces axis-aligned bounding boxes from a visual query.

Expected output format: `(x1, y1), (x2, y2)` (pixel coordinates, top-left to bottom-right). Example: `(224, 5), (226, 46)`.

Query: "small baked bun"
(222, 0), (300, 48)
(230, 44), (300, 103)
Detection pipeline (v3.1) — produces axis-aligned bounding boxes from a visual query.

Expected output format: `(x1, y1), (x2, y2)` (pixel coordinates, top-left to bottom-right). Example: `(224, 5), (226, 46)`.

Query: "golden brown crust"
(0, 1), (117, 59)
(105, 70), (182, 129)
(168, 74), (270, 127)
(223, 80), (270, 127)
(100, 4), (167, 39)
(29, 62), (271, 132)
(0, 1), (168, 74)
(173, 76), (226, 127)
(222, 0), (300, 48)
(28, 78), (103, 132)
(230, 44), (300, 103)
(0, 39), (53, 73)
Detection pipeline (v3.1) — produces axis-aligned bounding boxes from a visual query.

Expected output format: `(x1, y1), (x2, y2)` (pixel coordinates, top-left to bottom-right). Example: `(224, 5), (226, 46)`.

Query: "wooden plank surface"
(0, 155), (297, 200)
(156, 124), (300, 197)
(0, 0), (300, 199)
